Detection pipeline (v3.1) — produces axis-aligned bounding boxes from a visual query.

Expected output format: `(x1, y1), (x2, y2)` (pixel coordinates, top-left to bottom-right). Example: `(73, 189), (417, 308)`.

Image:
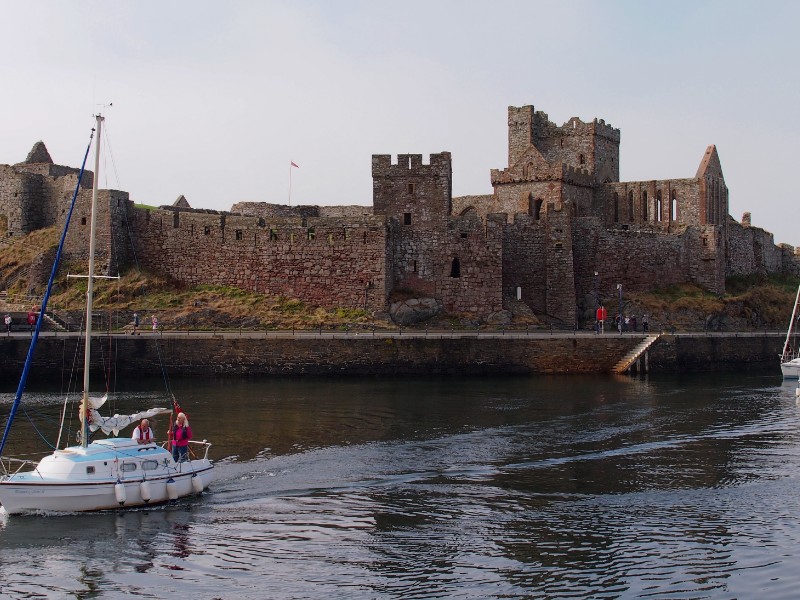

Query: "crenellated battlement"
(371, 152), (452, 178)
(560, 164), (594, 186)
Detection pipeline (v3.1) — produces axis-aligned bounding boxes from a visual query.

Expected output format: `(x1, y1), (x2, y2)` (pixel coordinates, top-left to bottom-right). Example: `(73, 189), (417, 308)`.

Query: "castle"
(1, 103), (798, 326)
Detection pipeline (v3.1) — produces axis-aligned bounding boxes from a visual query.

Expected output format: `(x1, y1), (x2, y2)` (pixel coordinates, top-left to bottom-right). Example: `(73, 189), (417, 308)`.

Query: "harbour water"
(1, 373), (800, 599)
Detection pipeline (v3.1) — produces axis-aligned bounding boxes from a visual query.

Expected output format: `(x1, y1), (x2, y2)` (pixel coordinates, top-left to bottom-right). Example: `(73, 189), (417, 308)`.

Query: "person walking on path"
(132, 312), (140, 335)
(4, 313), (11, 333)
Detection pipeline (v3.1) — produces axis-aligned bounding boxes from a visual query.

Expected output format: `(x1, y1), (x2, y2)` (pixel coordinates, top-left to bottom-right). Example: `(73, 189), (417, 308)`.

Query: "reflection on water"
(1, 374), (800, 598)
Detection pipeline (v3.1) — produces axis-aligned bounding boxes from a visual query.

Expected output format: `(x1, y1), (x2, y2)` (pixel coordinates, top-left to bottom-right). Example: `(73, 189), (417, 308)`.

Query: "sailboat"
(0, 115), (214, 514)
(781, 282), (800, 379)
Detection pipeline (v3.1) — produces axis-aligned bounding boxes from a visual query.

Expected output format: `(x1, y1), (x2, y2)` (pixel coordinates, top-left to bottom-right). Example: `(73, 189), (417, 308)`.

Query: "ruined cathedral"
(1, 103), (797, 326)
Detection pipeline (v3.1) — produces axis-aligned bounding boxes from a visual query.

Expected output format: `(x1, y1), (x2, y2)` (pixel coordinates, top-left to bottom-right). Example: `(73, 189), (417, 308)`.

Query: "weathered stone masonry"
(2, 104), (798, 324)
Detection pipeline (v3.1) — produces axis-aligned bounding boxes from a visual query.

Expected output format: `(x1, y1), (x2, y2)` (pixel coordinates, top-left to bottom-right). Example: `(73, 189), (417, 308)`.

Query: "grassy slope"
(2, 230), (797, 331)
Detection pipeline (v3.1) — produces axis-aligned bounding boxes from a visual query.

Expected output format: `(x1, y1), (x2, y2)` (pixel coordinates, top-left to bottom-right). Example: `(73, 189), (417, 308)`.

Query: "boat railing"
(188, 439), (212, 461)
(0, 456), (38, 478)
(157, 440), (212, 461)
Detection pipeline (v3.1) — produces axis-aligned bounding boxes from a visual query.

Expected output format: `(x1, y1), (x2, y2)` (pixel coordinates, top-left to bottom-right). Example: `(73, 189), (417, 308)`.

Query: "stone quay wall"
(0, 333), (784, 381)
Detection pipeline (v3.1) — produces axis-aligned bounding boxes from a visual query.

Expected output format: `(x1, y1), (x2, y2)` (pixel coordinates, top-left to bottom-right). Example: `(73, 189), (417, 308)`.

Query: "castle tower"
(507, 105), (620, 185)
(372, 152), (452, 227)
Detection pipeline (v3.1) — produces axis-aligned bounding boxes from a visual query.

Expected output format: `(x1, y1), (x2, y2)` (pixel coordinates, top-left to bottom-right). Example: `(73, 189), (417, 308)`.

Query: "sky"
(1, 0), (798, 246)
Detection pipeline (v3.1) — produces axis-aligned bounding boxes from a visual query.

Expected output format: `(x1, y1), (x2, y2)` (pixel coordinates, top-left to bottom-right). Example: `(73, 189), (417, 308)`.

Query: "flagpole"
(289, 161), (298, 206)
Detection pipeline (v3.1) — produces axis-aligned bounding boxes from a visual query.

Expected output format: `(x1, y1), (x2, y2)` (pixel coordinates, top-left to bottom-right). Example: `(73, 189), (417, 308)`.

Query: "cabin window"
(404, 213), (412, 226)
(121, 462), (137, 473)
(235, 229), (243, 241)
(269, 228), (278, 241)
(86, 466), (95, 474)
(141, 460), (159, 471)
(408, 183), (416, 194)
(307, 228), (315, 241)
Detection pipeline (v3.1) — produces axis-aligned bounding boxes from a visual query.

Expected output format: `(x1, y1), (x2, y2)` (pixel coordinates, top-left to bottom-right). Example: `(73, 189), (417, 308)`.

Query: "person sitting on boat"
(172, 412), (192, 462)
(132, 418), (154, 444)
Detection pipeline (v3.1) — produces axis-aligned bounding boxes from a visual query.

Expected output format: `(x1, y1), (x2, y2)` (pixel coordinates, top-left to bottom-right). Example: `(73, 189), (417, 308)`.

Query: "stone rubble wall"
(126, 206), (390, 312)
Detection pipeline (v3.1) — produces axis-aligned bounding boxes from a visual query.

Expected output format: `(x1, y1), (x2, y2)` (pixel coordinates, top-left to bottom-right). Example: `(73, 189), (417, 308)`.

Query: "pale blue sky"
(1, 0), (797, 246)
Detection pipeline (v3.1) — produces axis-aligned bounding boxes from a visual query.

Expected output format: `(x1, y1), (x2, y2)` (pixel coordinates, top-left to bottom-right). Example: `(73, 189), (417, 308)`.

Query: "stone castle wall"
(2, 102), (798, 326)
(390, 213), (504, 314)
(126, 206), (390, 311)
(726, 218), (784, 277)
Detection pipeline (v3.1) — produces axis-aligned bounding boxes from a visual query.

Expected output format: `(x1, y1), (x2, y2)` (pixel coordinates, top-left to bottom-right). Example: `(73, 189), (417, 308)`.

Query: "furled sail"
(88, 407), (171, 436)
(86, 395), (171, 435)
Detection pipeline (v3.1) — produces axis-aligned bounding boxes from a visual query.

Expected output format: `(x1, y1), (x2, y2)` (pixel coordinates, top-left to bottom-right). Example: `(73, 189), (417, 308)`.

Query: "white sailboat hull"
(0, 438), (213, 515)
(781, 358), (800, 379)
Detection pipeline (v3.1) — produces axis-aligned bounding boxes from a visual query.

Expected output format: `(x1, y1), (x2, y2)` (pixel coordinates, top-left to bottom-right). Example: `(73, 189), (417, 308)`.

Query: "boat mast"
(783, 283), (800, 360)
(81, 113), (103, 448)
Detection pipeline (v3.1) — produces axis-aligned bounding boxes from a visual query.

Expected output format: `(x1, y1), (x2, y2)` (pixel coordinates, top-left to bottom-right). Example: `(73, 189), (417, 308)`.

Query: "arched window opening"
(450, 257), (461, 278)
(531, 198), (543, 221)
(670, 189), (677, 222)
(628, 190), (634, 222)
(579, 153), (586, 165)
(656, 190), (663, 222)
(641, 191), (648, 222)
(613, 192), (619, 223)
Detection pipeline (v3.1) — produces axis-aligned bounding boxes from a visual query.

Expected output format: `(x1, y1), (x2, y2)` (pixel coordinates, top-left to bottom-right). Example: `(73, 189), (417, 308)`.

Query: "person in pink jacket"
(171, 412), (192, 462)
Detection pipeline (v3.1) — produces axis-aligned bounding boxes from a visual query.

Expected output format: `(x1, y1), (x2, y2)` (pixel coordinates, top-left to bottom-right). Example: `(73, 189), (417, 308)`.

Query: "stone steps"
(612, 334), (661, 374)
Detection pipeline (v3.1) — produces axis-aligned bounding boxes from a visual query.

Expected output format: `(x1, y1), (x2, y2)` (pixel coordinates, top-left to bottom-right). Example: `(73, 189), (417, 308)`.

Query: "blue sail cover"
(0, 129), (95, 456)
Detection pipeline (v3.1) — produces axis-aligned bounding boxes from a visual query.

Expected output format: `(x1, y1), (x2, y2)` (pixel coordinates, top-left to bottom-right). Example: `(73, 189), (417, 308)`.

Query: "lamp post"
(617, 283), (623, 334)
(594, 271), (599, 333)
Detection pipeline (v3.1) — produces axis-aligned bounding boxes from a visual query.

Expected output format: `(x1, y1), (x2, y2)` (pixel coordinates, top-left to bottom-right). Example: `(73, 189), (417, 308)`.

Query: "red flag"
(290, 161), (299, 168)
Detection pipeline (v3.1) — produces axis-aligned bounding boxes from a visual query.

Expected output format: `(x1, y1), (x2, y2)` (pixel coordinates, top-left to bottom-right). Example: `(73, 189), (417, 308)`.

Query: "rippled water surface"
(2, 374), (800, 598)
